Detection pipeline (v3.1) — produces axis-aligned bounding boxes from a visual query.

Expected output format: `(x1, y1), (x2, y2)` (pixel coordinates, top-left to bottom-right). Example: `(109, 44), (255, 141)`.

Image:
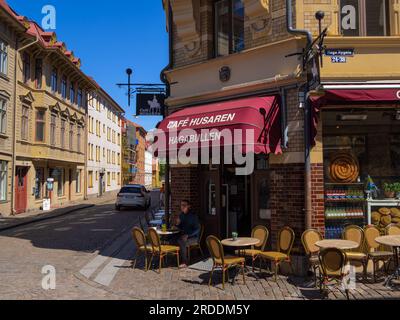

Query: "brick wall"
(170, 166), (201, 216)
(311, 163), (325, 236)
(269, 163), (305, 250)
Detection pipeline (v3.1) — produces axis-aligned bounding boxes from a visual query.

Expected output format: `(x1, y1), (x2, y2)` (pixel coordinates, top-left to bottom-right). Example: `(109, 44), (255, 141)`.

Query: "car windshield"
(119, 187), (142, 194)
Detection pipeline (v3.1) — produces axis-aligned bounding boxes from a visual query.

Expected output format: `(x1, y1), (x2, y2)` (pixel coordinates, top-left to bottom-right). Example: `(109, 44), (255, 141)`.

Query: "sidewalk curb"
(0, 204), (95, 233)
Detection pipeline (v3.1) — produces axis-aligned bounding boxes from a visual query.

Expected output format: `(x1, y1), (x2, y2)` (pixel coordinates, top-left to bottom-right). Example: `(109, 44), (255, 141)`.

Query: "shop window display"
(322, 109), (400, 238)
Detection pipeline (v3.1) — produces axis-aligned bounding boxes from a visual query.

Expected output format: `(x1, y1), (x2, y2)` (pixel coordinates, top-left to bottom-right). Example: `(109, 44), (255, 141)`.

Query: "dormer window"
(340, 0), (390, 36)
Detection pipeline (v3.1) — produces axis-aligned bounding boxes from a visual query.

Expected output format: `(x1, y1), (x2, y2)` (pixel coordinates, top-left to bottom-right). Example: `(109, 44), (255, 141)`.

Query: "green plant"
(383, 182), (400, 193)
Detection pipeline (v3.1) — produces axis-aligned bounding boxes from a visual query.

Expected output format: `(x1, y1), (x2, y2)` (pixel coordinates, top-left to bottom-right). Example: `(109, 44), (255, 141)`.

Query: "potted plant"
(383, 183), (400, 199)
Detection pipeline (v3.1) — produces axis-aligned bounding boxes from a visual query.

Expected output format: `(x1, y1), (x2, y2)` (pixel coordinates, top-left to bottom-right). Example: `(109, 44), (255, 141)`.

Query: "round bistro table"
(315, 239), (359, 250)
(375, 235), (400, 289)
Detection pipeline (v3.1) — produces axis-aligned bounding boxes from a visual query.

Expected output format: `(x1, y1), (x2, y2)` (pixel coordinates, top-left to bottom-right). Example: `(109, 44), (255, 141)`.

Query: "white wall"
(87, 92), (122, 196)
(144, 150), (153, 190)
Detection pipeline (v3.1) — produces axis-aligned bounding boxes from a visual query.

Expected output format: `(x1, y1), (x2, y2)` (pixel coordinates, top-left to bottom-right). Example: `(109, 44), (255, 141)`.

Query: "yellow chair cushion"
(260, 251), (288, 261)
(236, 249), (262, 257)
(139, 245), (153, 251)
(152, 245), (180, 253)
(216, 256), (245, 265)
(345, 252), (367, 261)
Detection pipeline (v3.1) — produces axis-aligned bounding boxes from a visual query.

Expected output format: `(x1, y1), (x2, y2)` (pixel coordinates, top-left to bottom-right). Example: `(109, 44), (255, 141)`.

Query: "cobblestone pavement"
(0, 197), (399, 300)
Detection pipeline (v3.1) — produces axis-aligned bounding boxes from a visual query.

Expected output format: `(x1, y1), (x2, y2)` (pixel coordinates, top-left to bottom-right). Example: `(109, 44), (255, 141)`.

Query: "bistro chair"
(259, 226), (295, 281)
(187, 224), (205, 264)
(319, 248), (350, 300)
(364, 225), (393, 282)
(386, 224), (400, 236)
(342, 225), (368, 281)
(131, 227), (153, 271)
(206, 235), (246, 290)
(301, 229), (323, 287)
(147, 228), (180, 273)
(238, 225), (269, 272)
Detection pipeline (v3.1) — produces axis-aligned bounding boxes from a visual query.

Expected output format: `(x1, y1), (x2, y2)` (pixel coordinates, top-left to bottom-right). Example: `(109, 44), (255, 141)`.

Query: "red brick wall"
(311, 163), (325, 236)
(269, 163), (305, 250)
(170, 166), (200, 216)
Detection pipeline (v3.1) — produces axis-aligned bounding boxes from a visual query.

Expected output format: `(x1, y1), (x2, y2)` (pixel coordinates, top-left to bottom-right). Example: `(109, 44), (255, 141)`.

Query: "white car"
(115, 185), (151, 210)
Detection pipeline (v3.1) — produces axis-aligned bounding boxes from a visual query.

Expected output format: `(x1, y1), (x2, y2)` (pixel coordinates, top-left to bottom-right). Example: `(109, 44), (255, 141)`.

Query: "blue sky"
(8, 0), (167, 131)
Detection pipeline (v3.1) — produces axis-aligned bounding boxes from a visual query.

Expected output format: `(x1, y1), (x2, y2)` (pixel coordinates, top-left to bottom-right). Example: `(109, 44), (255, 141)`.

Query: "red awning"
(155, 96), (282, 155)
(311, 87), (400, 144)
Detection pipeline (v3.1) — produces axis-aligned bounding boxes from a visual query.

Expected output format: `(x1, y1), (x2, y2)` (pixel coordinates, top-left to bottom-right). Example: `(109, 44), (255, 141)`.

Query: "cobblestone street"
(1, 199), (399, 300)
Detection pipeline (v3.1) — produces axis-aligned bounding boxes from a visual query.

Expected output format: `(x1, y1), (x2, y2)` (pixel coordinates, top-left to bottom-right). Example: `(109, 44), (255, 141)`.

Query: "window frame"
(23, 52), (31, 83)
(0, 39), (8, 76)
(35, 110), (46, 142)
(61, 76), (67, 99)
(51, 68), (58, 92)
(60, 118), (66, 149)
(0, 161), (7, 202)
(21, 105), (29, 141)
(50, 113), (57, 146)
(35, 59), (43, 89)
(214, 0), (245, 57)
(0, 97), (7, 135)
(340, 0), (390, 36)
(69, 82), (75, 104)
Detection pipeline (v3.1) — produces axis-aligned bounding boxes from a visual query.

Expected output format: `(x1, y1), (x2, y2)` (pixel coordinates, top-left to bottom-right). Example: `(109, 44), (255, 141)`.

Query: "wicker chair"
(319, 248), (350, 300)
(364, 225), (393, 282)
(131, 227), (153, 271)
(259, 226), (295, 281)
(301, 229), (323, 287)
(342, 225), (368, 281)
(237, 226), (269, 272)
(206, 235), (246, 290)
(147, 228), (180, 273)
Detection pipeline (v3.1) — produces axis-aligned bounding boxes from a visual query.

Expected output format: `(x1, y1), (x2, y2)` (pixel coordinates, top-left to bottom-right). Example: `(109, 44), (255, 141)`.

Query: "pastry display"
(329, 152), (360, 183)
(371, 207), (400, 230)
(379, 208), (391, 216)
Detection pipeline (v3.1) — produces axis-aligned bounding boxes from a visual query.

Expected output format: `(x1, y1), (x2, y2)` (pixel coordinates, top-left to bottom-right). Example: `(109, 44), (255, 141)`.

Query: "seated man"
(174, 200), (200, 268)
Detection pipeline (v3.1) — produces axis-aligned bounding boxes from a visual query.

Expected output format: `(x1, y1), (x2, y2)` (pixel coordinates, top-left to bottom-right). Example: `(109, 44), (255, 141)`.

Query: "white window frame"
(0, 97), (7, 135)
(0, 39), (8, 76)
(0, 161), (7, 201)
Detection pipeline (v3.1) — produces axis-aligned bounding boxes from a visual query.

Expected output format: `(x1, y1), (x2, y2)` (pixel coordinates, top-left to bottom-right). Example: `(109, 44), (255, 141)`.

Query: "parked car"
(115, 184), (151, 210)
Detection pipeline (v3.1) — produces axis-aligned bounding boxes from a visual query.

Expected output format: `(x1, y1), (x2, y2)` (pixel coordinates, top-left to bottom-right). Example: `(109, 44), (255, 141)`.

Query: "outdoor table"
(221, 237), (261, 281)
(315, 239), (359, 250)
(375, 235), (400, 289)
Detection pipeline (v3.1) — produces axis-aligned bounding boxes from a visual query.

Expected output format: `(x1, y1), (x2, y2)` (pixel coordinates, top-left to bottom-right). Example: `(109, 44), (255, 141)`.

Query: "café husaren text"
(149, 304), (251, 317)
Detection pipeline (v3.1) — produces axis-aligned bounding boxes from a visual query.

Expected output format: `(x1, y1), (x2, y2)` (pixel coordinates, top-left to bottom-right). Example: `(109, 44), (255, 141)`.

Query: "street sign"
(136, 93), (165, 116)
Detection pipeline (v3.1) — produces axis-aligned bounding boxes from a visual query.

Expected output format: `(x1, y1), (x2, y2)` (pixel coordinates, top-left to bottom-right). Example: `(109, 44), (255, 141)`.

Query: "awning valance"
(155, 96), (282, 155)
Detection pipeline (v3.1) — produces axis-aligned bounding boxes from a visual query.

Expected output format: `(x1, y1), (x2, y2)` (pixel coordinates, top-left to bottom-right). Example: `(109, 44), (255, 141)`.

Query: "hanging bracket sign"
(136, 93), (166, 116)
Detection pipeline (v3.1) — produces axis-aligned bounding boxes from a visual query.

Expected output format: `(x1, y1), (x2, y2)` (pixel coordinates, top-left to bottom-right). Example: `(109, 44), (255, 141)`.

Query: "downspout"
(160, 0), (173, 228)
(11, 34), (39, 215)
(286, 0), (313, 230)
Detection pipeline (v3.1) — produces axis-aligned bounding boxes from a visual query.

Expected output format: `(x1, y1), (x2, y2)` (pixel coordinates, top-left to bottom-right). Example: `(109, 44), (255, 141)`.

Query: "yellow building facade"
(13, 22), (96, 214)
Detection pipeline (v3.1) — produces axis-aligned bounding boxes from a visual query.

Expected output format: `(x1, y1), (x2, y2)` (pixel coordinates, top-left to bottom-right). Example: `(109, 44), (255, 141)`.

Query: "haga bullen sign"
(136, 93), (165, 116)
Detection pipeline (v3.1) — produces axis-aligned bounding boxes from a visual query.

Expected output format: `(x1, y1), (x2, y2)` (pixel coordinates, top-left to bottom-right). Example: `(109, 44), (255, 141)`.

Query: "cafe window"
(0, 161), (7, 201)
(50, 114), (56, 146)
(51, 68), (58, 92)
(340, 0), (390, 36)
(0, 40), (8, 75)
(215, 0), (244, 57)
(35, 110), (45, 142)
(21, 106), (29, 141)
(51, 168), (64, 197)
(0, 97), (7, 135)
(35, 168), (44, 200)
(22, 52), (30, 83)
(35, 59), (42, 89)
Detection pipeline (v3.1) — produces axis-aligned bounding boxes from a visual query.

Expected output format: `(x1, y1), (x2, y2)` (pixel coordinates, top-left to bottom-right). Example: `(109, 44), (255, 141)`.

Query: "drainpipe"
(286, 0), (313, 230)
(160, 0), (173, 228)
(11, 34), (39, 216)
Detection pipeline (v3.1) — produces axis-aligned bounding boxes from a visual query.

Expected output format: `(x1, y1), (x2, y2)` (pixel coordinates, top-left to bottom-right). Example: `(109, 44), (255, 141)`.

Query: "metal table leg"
(384, 246), (400, 289)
